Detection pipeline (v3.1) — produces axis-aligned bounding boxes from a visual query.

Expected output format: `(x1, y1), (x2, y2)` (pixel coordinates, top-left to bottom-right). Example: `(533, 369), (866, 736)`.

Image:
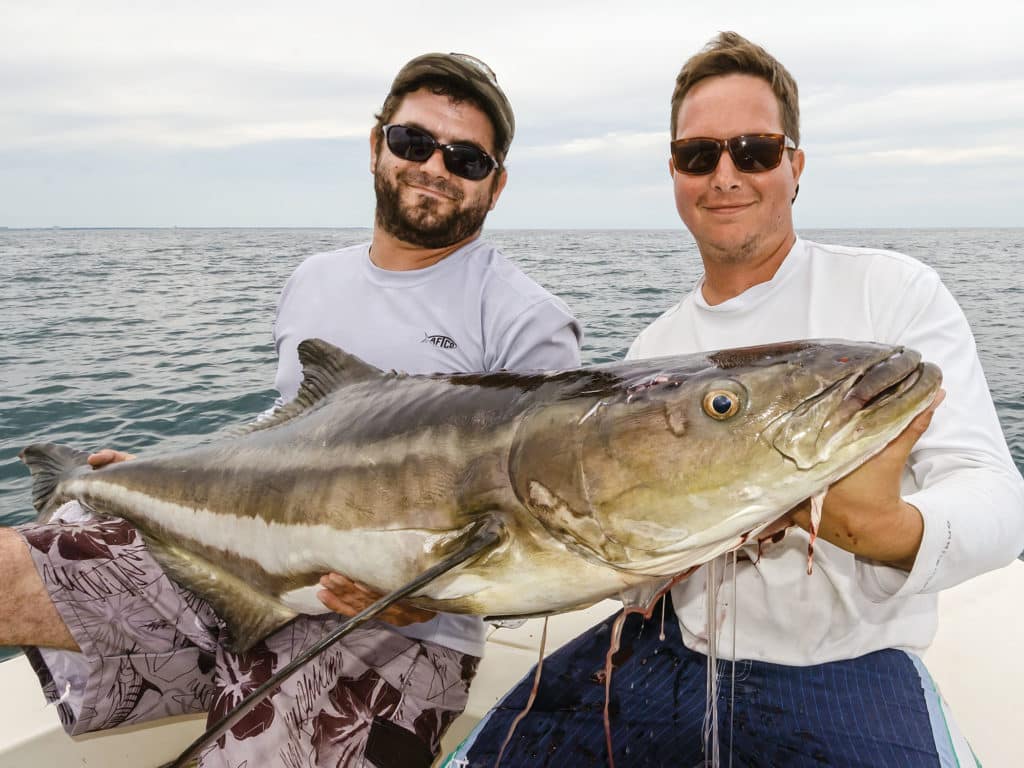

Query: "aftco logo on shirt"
(422, 333), (458, 350)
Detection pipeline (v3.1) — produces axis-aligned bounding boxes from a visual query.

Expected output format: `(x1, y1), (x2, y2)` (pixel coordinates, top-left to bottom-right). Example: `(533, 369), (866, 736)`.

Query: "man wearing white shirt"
(447, 31), (1024, 767)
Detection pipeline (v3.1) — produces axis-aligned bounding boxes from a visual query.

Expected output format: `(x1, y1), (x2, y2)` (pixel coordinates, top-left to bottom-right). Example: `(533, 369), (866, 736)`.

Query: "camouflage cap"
(388, 52), (515, 159)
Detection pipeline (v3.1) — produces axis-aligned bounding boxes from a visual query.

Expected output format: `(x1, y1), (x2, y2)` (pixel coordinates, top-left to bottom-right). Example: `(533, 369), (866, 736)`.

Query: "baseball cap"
(388, 52), (515, 159)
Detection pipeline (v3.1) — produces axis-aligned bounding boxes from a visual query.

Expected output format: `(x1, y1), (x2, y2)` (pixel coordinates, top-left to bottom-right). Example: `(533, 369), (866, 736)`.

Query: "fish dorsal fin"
(168, 519), (503, 768)
(240, 338), (386, 434)
(296, 337), (385, 396)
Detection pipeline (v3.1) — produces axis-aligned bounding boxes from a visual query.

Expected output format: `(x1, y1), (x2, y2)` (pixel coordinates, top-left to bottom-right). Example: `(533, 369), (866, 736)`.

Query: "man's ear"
(369, 128), (380, 174)
(488, 168), (509, 211)
(789, 148), (805, 205)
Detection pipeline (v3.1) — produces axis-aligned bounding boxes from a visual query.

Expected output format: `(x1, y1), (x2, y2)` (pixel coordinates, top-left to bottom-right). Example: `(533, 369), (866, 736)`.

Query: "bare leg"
(0, 527), (79, 651)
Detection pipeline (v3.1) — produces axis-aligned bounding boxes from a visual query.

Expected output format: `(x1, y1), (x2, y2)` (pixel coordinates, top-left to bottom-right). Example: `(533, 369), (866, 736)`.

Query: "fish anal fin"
(236, 338), (386, 435)
(167, 519), (505, 768)
(144, 535), (296, 653)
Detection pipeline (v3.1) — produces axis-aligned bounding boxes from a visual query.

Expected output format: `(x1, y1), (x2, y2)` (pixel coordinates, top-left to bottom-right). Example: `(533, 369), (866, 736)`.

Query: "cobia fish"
(22, 338), (940, 654)
(21, 337), (941, 767)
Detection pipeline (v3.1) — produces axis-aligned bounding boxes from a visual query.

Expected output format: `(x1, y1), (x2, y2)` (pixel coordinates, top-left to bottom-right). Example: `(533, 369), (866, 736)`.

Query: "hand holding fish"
(87, 449), (136, 468)
(791, 389), (946, 570)
(317, 572), (436, 626)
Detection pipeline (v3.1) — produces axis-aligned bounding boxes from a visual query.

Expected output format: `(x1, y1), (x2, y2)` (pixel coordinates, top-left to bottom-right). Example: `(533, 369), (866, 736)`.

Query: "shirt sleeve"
(625, 330), (648, 361)
(269, 269), (302, 408)
(858, 268), (1024, 599)
(490, 297), (583, 372)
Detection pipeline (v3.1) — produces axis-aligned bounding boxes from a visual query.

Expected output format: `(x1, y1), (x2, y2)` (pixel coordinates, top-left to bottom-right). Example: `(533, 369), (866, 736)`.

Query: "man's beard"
(374, 165), (492, 249)
(702, 232), (763, 265)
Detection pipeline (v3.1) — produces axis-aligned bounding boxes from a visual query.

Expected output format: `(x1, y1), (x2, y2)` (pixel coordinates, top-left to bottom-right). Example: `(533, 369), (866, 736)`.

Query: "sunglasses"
(382, 124), (498, 181)
(670, 133), (797, 175)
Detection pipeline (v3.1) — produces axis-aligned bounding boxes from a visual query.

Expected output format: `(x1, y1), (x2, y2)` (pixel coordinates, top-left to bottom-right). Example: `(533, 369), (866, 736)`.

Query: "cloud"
(832, 144), (1024, 167)
(804, 79), (1024, 139)
(0, 56), (381, 149)
(517, 131), (665, 158)
(3, 0), (1022, 226)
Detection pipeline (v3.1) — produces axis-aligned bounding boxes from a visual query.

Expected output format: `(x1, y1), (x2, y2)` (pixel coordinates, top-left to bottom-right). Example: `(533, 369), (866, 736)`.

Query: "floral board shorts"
(16, 503), (479, 768)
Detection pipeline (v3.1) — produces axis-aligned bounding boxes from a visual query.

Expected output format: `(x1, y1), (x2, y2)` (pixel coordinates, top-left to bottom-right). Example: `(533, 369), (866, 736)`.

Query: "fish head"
(509, 340), (942, 575)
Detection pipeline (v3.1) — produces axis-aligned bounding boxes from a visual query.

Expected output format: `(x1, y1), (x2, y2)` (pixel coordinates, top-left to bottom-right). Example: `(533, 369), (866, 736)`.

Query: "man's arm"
(492, 300), (582, 372)
(812, 273), (1024, 592)
(0, 450), (136, 651)
(0, 527), (79, 650)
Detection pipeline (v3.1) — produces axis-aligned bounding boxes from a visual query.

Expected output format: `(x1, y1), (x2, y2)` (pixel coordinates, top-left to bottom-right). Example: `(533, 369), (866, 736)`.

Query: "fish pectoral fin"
(483, 611), (559, 625)
(621, 577), (676, 611)
(143, 535), (297, 653)
(235, 339), (386, 435)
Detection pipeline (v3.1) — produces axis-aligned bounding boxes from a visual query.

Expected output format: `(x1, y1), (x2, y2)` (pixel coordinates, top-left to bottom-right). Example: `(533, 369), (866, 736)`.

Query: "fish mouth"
(833, 349), (925, 422)
(771, 349), (941, 469)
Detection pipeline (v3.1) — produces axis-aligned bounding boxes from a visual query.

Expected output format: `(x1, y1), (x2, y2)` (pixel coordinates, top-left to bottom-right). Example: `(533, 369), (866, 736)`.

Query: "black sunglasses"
(670, 133), (797, 175)
(382, 124), (498, 181)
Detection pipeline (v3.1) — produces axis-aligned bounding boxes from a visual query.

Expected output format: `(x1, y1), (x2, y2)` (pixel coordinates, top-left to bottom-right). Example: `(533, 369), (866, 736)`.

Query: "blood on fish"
(494, 619), (549, 767)
(806, 490), (827, 575)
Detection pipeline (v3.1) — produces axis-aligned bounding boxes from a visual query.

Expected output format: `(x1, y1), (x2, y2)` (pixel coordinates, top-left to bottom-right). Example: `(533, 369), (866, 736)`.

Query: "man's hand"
(317, 572), (436, 626)
(790, 389), (945, 571)
(88, 449), (136, 468)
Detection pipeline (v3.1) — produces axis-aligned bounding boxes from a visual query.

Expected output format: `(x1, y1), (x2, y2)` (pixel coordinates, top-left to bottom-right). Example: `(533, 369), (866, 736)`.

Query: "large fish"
(21, 338), (940, 656)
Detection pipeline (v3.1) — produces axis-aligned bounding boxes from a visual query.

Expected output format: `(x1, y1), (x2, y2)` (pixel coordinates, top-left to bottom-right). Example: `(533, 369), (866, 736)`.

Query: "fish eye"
(702, 390), (740, 420)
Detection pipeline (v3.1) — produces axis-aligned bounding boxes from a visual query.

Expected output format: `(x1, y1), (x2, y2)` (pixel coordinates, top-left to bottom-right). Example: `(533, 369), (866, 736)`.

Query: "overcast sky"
(2, 0), (1022, 229)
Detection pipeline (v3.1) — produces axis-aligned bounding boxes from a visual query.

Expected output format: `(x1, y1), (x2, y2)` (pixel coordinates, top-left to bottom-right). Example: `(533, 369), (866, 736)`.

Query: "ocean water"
(2, 227), (1022, 522)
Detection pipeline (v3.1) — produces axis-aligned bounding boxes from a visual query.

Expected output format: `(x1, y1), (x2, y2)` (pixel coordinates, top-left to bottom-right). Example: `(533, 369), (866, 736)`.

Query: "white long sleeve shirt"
(628, 238), (1024, 665)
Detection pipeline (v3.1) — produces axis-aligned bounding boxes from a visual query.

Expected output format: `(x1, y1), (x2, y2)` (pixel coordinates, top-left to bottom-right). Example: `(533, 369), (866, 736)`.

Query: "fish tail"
(19, 443), (91, 519)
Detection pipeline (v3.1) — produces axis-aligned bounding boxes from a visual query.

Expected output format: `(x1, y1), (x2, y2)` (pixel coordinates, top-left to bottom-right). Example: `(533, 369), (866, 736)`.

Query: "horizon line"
(3, 225), (1023, 232)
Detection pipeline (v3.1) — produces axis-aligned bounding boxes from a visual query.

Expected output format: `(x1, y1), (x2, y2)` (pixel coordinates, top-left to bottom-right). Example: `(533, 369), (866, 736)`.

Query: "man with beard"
(1, 53), (580, 767)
